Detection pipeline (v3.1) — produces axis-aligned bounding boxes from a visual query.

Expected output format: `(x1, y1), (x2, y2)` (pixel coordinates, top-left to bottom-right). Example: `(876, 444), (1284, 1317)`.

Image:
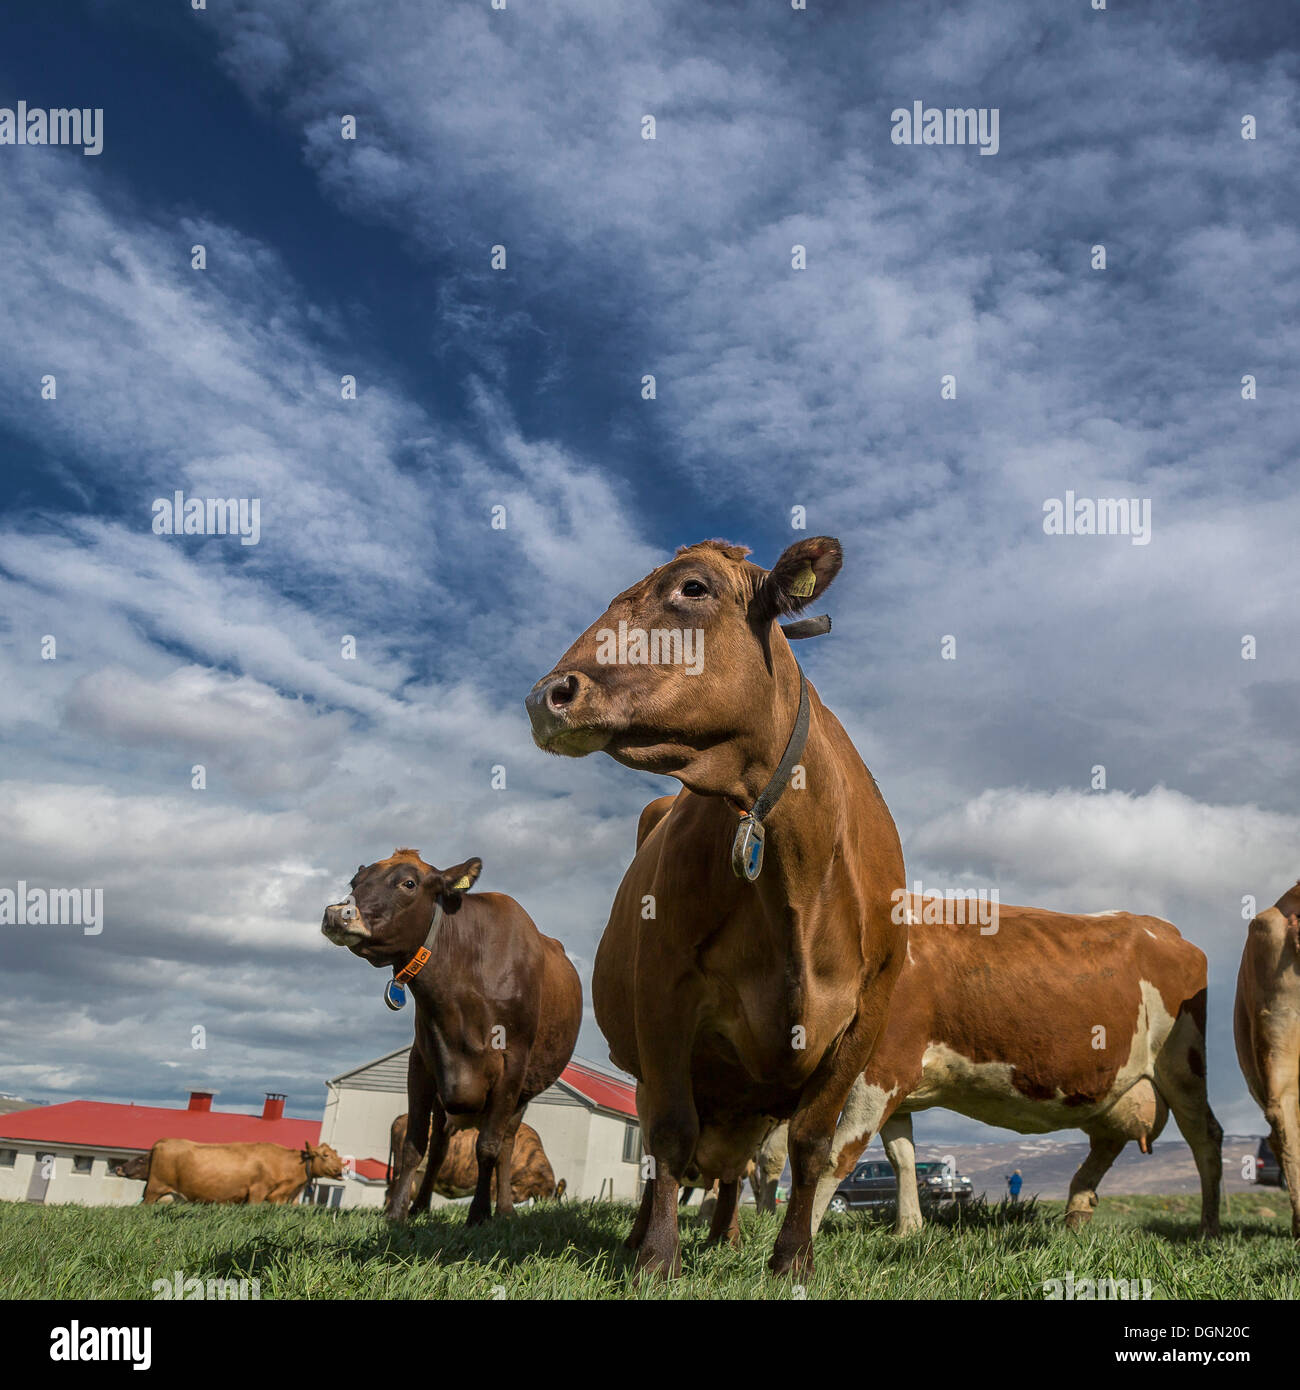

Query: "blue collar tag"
(383, 980), (408, 1011)
(731, 814), (765, 881)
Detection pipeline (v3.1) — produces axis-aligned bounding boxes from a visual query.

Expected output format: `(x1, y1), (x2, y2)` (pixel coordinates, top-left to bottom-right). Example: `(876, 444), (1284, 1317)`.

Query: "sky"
(0, 0), (1297, 1148)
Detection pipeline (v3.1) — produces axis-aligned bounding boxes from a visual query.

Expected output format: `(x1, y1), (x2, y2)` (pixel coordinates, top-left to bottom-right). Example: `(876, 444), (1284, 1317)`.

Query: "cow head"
(320, 849), (482, 968)
(303, 1143), (345, 1179)
(525, 537), (841, 798)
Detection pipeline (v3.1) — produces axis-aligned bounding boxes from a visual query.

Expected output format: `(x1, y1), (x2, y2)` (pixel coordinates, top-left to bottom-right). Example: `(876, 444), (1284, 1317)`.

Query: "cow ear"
(753, 537), (842, 622)
(440, 858), (482, 896)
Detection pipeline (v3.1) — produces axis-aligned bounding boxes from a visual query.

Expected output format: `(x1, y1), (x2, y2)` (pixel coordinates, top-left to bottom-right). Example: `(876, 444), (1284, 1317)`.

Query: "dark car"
(1254, 1136), (1285, 1188)
(825, 1157), (974, 1214)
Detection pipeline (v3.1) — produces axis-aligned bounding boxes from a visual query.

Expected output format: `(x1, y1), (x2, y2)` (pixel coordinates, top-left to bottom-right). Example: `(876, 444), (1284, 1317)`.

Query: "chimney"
(187, 1091), (214, 1113)
(262, 1093), (286, 1122)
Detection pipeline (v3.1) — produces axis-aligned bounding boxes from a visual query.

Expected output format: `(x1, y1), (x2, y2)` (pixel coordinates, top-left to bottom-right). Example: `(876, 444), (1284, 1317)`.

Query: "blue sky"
(0, 0), (1297, 1148)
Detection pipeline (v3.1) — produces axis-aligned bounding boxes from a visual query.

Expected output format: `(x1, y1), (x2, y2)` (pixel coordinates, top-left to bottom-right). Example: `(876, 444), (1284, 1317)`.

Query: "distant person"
(1006, 1169), (1023, 1202)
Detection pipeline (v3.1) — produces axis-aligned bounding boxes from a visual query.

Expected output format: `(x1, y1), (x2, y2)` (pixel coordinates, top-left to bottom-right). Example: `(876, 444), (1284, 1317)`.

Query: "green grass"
(0, 1190), (1293, 1300)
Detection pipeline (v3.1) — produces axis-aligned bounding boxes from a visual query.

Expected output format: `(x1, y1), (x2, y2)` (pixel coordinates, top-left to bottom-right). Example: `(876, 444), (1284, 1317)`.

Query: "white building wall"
(582, 1113), (642, 1201)
(0, 1147), (144, 1207)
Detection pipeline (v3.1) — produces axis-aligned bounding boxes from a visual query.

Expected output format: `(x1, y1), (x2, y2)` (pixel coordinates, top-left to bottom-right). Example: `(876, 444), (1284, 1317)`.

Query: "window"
(72, 1154), (94, 1174)
(0, 1149), (15, 1167)
(622, 1123), (642, 1164)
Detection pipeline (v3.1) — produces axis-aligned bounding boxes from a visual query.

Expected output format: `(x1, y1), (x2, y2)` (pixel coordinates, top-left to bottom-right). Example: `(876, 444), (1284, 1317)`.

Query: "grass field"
(2, 1191), (1294, 1300)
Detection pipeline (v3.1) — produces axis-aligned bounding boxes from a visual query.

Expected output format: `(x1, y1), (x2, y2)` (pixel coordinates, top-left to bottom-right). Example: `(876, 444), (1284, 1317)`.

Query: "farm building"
(0, 1089), (386, 1207)
(320, 1049), (643, 1206)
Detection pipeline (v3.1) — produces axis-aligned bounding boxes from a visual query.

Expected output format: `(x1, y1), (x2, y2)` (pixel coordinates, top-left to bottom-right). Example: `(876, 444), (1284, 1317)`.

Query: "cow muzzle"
(321, 899), (371, 948)
(525, 672), (610, 755)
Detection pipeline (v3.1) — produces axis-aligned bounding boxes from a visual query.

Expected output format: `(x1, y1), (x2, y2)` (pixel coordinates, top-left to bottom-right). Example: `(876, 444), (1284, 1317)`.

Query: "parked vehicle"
(1254, 1136), (1285, 1188)
(826, 1157), (973, 1214)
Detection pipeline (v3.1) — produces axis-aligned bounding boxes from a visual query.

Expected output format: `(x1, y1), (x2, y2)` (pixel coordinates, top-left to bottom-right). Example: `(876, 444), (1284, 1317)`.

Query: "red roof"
(0, 1099), (320, 1152)
(559, 1061), (638, 1120)
(352, 1157), (389, 1182)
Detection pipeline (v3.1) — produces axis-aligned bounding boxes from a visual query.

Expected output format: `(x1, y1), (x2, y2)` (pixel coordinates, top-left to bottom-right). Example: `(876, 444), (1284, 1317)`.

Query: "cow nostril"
(548, 674), (578, 710)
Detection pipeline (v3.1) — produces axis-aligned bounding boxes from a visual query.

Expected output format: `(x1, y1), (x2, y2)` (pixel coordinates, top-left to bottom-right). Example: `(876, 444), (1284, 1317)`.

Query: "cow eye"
(681, 579), (708, 598)
(402, 879), (416, 889)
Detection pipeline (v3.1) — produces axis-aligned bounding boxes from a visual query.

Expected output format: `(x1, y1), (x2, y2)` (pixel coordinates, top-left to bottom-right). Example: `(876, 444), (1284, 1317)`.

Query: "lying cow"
(806, 892), (1222, 1235)
(140, 1138), (344, 1204)
(112, 1154), (150, 1181)
(322, 850), (582, 1225)
(387, 1112), (565, 1205)
(527, 537), (908, 1277)
(1235, 878), (1300, 1237)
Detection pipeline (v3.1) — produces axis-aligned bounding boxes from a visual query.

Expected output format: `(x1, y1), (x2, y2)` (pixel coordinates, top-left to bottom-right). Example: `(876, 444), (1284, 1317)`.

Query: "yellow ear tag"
(451, 875), (472, 891)
(789, 562), (817, 599)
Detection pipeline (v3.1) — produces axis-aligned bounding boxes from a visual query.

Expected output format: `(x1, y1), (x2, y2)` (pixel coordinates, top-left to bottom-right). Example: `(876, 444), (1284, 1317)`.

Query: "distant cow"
(140, 1139), (343, 1205)
(387, 1112), (564, 1205)
(322, 850), (582, 1225)
(527, 537), (908, 1278)
(808, 893), (1222, 1236)
(112, 1154), (150, 1181)
(1235, 879), (1300, 1237)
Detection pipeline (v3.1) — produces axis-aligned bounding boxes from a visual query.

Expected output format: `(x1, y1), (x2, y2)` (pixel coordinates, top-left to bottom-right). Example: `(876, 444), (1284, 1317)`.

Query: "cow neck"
(725, 663), (811, 881)
(722, 639), (834, 878)
(393, 899), (446, 988)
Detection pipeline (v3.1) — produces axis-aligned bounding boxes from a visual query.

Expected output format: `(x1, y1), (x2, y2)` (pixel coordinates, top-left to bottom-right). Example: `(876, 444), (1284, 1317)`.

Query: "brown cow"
(526, 537), (907, 1277)
(387, 1112), (564, 1204)
(140, 1138), (343, 1204)
(808, 893), (1222, 1235)
(112, 1154), (150, 1181)
(1234, 879), (1300, 1236)
(321, 850), (582, 1225)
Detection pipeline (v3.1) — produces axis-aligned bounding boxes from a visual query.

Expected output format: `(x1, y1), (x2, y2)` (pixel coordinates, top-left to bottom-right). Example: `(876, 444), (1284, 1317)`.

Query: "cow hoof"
(466, 1203), (492, 1227)
(632, 1247), (681, 1281)
(767, 1246), (813, 1280)
(1063, 1210), (1092, 1232)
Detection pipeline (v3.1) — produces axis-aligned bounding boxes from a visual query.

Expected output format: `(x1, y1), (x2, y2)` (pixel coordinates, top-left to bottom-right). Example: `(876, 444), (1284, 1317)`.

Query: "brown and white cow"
(387, 1112), (564, 1205)
(140, 1138), (343, 1204)
(526, 537), (907, 1277)
(1234, 879), (1300, 1237)
(321, 850), (582, 1225)
(804, 893), (1222, 1235)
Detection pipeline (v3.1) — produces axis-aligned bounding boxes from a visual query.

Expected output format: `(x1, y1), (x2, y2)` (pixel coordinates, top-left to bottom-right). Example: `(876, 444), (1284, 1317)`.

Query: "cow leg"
(810, 1073), (902, 1236)
(1064, 1133), (1125, 1230)
(881, 1112), (923, 1235)
(1156, 1021), (1225, 1238)
(494, 1107), (526, 1218)
(626, 1176), (655, 1250)
(705, 1179), (741, 1249)
(634, 1079), (698, 1278)
(772, 968), (901, 1278)
(1265, 1097), (1300, 1239)
(697, 1180), (719, 1227)
(755, 1122), (789, 1216)
(1256, 1049), (1300, 1238)
(468, 1084), (524, 1226)
(409, 1102), (449, 1218)
(387, 1054), (436, 1221)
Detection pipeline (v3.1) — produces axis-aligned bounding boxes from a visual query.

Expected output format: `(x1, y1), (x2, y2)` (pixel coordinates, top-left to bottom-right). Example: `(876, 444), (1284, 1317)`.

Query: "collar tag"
(383, 979), (407, 1011)
(731, 814), (765, 881)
